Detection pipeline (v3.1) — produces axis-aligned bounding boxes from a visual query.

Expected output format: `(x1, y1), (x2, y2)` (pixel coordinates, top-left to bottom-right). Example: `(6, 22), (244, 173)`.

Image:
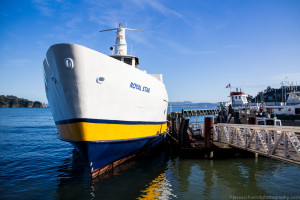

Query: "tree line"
(0, 95), (45, 108)
(249, 86), (300, 103)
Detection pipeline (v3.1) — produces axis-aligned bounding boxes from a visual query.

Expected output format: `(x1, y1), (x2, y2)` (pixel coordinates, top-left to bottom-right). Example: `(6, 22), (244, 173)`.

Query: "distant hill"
(0, 95), (45, 108)
(169, 101), (217, 108)
(168, 101), (193, 106)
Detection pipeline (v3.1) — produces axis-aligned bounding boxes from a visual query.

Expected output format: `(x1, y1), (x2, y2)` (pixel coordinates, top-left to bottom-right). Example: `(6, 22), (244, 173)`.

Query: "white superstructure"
(43, 23), (168, 142)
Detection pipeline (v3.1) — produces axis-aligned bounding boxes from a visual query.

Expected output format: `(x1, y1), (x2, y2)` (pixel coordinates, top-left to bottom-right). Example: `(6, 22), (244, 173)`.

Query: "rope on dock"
(166, 131), (178, 144)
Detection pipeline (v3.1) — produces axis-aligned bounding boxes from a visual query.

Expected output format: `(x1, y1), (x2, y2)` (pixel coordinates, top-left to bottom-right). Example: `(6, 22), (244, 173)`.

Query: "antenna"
(99, 28), (118, 32)
(99, 23), (143, 56)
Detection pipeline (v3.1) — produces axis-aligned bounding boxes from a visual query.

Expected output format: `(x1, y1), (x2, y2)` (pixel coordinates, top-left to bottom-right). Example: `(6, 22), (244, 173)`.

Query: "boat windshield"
(290, 93), (300, 99)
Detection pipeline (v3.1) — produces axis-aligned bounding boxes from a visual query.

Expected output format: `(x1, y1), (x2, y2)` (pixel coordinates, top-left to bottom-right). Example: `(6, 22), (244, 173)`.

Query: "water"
(1, 108), (300, 199)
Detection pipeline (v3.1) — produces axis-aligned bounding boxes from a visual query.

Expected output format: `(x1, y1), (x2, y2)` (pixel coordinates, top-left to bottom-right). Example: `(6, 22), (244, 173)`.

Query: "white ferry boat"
(43, 24), (168, 177)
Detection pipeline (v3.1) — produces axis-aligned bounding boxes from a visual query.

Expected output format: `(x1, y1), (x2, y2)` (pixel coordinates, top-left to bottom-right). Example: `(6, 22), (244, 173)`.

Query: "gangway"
(211, 123), (300, 165)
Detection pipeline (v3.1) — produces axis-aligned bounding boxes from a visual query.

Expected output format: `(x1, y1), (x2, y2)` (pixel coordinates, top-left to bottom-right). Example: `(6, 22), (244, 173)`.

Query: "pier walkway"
(210, 124), (300, 165)
(170, 109), (218, 118)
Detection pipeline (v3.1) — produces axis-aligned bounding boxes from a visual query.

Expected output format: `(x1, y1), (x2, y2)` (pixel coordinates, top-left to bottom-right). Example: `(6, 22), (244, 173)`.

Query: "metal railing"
(212, 123), (300, 164)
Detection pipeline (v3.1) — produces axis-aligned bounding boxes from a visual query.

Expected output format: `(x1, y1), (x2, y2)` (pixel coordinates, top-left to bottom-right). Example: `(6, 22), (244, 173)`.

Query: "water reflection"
(54, 148), (300, 200)
(55, 149), (92, 200)
(170, 158), (280, 199)
(138, 173), (166, 199)
(55, 149), (170, 200)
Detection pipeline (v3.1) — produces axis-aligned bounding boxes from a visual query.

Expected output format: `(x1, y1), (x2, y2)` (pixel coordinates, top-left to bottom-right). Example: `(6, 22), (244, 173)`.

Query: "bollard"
(204, 117), (213, 147)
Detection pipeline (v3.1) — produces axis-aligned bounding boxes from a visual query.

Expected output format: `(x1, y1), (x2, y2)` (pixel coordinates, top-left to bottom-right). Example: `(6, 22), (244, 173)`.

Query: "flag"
(226, 83), (231, 88)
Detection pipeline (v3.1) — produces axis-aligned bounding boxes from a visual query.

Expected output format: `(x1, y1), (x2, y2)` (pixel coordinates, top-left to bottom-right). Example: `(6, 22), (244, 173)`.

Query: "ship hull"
(68, 134), (165, 177)
(43, 43), (168, 176)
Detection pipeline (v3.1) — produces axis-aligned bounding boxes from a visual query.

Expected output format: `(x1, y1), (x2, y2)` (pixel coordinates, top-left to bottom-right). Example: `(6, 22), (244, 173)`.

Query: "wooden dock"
(167, 111), (300, 165)
(167, 111), (254, 159)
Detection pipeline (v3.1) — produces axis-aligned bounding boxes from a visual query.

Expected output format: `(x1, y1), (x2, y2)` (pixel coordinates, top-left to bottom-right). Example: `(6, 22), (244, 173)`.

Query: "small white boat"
(273, 91), (300, 115)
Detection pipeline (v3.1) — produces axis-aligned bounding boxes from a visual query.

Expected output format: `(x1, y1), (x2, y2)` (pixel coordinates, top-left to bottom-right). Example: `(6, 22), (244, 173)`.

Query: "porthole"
(51, 76), (57, 83)
(64, 58), (74, 69)
(96, 77), (105, 84)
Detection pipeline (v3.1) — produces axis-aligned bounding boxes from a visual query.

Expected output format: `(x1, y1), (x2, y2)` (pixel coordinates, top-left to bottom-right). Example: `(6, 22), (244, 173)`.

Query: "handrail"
(215, 123), (300, 133)
(210, 123), (300, 165)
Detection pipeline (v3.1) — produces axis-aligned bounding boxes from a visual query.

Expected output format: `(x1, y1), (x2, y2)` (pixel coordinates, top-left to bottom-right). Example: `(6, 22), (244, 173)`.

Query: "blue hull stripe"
(55, 118), (167, 125)
(71, 134), (165, 173)
(58, 134), (160, 143)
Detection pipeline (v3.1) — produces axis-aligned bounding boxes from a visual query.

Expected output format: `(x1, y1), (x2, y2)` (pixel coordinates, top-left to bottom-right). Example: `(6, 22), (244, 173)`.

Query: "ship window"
(295, 108), (300, 115)
(124, 57), (132, 65)
(266, 120), (274, 125)
(112, 57), (121, 61)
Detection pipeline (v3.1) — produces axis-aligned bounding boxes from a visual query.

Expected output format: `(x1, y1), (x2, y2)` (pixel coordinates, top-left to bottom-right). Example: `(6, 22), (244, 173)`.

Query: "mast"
(99, 23), (143, 56)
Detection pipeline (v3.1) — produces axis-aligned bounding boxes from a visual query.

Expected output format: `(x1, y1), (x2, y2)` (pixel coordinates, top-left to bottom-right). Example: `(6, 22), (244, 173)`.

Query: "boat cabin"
(110, 55), (140, 68)
(230, 88), (248, 108)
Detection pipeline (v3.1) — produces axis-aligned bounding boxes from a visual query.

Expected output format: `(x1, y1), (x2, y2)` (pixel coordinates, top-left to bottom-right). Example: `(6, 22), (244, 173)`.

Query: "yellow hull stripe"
(57, 122), (167, 141)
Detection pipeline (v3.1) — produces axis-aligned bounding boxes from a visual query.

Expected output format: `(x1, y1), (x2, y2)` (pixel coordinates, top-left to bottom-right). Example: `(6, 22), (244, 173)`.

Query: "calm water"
(1, 108), (300, 199)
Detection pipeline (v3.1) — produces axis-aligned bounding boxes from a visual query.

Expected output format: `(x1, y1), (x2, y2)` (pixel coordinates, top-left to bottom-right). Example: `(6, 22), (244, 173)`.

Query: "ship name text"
(130, 82), (150, 93)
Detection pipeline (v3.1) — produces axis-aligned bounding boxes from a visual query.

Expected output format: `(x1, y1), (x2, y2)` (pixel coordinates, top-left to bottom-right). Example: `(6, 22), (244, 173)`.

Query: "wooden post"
(182, 118), (191, 148)
(204, 117), (213, 147)
(171, 116), (176, 139)
(178, 118), (185, 148)
(178, 118), (191, 148)
(234, 111), (240, 124)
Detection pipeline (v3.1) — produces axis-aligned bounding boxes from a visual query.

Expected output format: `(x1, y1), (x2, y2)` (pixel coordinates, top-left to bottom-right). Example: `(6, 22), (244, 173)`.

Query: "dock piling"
(204, 117), (213, 148)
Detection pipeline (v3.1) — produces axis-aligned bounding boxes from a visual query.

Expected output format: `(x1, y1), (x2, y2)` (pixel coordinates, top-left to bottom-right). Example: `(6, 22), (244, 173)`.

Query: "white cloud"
(66, 17), (83, 30)
(31, 0), (54, 17)
(224, 44), (245, 49)
(135, 0), (182, 18)
(156, 37), (215, 55)
(1, 59), (33, 69)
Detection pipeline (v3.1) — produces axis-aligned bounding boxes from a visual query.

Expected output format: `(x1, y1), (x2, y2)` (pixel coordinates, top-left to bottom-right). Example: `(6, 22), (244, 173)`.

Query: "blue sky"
(0, 0), (299, 103)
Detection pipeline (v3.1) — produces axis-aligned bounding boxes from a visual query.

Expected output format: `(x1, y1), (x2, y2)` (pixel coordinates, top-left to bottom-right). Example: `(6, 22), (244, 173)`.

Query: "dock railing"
(189, 122), (202, 132)
(212, 123), (300, 165)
